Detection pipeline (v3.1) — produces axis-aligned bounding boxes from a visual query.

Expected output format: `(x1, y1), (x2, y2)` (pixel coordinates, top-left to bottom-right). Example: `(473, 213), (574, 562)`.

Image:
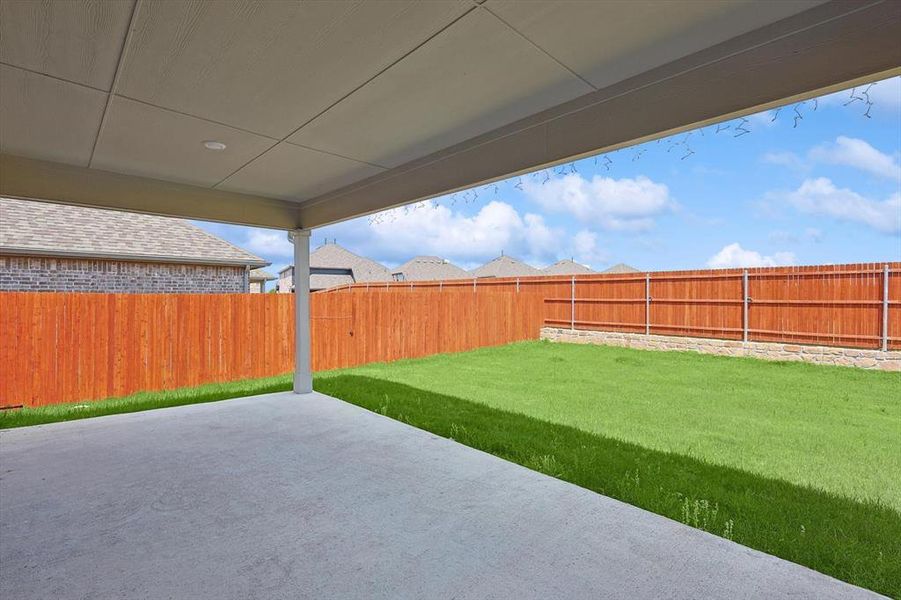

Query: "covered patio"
(1, 0), (899, 597)
(0, 392), (878, 599)
(2, 0), (899, 396)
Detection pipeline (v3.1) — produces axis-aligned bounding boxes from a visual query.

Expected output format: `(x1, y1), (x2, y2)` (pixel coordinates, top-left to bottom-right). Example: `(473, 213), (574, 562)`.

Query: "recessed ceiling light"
(203, 140), (227, 151)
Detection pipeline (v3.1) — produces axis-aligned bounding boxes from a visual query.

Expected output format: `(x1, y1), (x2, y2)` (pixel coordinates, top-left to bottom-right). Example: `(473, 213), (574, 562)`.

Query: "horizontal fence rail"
(327, 262), (900, 351)
(1, 262), (896, 408)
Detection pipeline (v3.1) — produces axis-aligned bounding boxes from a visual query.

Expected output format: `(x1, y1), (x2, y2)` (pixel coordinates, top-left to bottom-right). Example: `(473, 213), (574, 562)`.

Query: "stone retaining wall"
(540, 327), (901, 371)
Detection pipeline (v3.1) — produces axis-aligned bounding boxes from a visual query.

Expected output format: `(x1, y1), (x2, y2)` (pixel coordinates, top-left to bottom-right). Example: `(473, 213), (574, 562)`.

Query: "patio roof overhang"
(1, 0), (899, 231)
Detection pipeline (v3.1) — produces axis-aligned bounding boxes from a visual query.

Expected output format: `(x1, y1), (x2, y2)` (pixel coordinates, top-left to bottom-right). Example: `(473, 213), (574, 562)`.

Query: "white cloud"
(762, 151), (806, 171)
(804, 227), (824, 243)
(361, 200), (563, 265)
(809, 136), (900, 180)
(244, 229), (294, 258)
(772, 178), (900, 235)
(570, 230), (610, 265)
(522, 173), (673, 231)
(768, 230), (797, 244)
(707, 243), (796, 269)
(768, 228), (824, 245)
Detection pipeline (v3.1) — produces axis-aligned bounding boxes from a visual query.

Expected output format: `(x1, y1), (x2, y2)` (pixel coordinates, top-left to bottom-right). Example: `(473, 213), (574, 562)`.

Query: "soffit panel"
(288, 9), (593, 168)
(486, 0), (825, 90)
(218, 142), (385, 202)
(92, 96), (276, 187)
(116, 0), (471, 138)
(0, 65), (107, 167)
(0, 0), (134, 90)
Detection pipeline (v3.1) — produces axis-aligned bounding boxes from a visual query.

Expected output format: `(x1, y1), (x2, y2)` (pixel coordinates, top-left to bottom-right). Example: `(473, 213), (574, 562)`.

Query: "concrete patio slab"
(0, 392), (881, 599)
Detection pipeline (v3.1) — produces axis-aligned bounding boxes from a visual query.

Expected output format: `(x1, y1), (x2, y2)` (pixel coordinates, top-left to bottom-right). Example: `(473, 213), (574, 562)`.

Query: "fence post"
(743, 269), (749, 343)
(473, 278), (477, 293)
(645, 273), (650, 335)
(570, 276), (575, 331)
(439, 280), (443, 292)
(516, 277), (520, 293)
(883, 263), (890, 352)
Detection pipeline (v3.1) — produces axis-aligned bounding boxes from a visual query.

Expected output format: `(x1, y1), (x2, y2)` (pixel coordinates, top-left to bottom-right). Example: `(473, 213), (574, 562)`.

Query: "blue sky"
(198, 76), (900, 274)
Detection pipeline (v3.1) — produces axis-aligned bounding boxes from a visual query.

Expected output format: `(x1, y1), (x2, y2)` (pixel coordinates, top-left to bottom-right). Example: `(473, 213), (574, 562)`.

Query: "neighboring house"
(279, 242), (392, 292)
(0, 198), (267, 293)
(392, 256), (469, 281)
(601, 263), (640, 274)
(277, 265), (295, 293)
(543, 259), (595, 275)
(249, 269), (276, 293)
(471, 255), (541, 278)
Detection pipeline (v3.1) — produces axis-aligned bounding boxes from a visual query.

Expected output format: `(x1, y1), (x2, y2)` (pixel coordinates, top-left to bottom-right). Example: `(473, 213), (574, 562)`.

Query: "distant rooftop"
(543, 259), (595, 276)
(0, 198), (266, 267)
(311, 243), (391, 283)
(471, 255), (541, 278)
(601, 263), (640, 274)
(249, 268), (276, 281)
(393, 256), (469, 281)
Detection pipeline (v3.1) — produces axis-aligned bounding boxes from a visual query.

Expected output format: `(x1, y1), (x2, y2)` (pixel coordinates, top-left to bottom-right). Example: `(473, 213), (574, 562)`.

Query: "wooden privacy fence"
(0, 289), (542, 407)
(1, 262), (897, 408)
(328, 262), (900, 351)
(0, 293), (295, 408)
(541, 263), (900, 350)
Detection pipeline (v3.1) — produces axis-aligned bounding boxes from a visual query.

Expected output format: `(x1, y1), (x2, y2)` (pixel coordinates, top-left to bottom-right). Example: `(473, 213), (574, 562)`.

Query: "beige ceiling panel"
(116, 0), (471, 138)
(289, 9), (593, 168)
(0, 65), (107, 167)
(92, 97), (276, 187)
(219, 142), (385, 202)
(0, 0), (135, 90)
(485, 0), (824, 90)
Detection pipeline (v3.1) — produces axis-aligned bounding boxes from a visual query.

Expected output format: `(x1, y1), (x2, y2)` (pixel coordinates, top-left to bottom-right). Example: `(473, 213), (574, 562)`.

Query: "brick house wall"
(0, 256), (248, 293)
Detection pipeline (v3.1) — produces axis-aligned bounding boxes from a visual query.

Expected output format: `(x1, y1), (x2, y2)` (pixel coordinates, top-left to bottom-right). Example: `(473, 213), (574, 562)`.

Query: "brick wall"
(0, 256), (248, 293)
(541, 327), (901, 371)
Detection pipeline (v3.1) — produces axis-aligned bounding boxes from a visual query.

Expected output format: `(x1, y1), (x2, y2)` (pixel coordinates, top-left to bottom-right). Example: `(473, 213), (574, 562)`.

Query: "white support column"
(291, 229), (312, 394)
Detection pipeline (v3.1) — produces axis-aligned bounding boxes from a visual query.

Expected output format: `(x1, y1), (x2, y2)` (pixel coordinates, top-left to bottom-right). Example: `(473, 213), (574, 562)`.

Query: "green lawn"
(2, 341), (899, 595)
(315, 342), (901, 597)
(0, 374), (293, 429)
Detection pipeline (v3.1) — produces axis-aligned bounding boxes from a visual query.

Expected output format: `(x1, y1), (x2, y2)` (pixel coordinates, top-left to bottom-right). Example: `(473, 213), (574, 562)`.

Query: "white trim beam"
(0, 154), (303, 229)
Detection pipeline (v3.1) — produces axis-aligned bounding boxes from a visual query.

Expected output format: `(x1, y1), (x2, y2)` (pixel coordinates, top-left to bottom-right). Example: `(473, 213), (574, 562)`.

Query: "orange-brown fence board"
(310, 289), (544, 371)
(1, 293), (295, 408)
(1, 262), (897, 408)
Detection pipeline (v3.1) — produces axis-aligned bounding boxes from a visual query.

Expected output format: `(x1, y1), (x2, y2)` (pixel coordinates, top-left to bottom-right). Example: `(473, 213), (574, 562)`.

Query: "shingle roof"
(249, 268), (276, 281)
(392, 256), (469, 281)
(602, 263), (640, 274)
(542, 259), (595, 275)
(0, 198), (266, 267)
(470, 255), (540, 278)
(310, 273), (354, 290)
(310, 243), (391, 282)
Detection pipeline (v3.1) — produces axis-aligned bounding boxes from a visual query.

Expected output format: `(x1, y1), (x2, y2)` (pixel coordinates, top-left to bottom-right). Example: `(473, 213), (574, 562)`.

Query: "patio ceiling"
(1, 0), (899, 230)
